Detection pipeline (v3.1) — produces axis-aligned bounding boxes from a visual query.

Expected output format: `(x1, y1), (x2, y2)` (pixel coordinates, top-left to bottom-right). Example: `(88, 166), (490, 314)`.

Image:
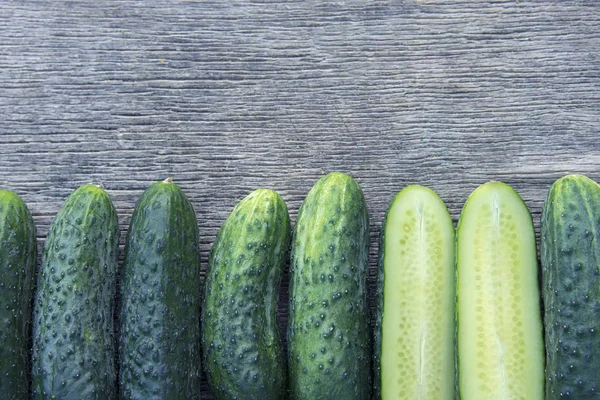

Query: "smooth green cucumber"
(0, 190), (37, 399)
(119, 178), (201, 399)
(288, 172), (371, 400)
(32, 184), (119, 399)
(456, 182), (544, 400)
(374, 185), (455, 400)
(202, 188), (290, 400)
(541, 174), (600, 398)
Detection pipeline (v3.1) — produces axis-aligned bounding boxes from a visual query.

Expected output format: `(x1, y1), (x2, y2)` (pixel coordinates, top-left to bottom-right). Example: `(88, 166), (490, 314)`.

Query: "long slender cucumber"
(457, 182), (544, 399)
(288, 172), (371, 400)
(374, 185), (455, 399)
(541, 174), (600, 398)
(119, 179), (201, 399)
(202, 188), (290, 400)
(0, 190), (37, 399)
(32, 184), (119, 399)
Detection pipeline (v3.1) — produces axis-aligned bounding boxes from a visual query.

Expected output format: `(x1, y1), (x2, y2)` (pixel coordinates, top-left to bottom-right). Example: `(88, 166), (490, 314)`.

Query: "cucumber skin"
(541, 175), (600, 399)
(119, 181), (201, 399)
(202, 189), (290, 400)
(0, 190), (37, 399)
(288, 172), (371, 400)
(32, 184), (119, 400)
(373, 185), (455, 399)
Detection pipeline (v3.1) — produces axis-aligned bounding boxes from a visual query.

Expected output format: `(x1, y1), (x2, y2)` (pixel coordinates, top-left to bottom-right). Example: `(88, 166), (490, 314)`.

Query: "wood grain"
(1, 0), (599, 398)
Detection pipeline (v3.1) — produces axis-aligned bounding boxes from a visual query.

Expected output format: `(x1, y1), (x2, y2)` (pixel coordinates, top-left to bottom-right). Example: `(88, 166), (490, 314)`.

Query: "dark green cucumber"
(288, 172), (371, 400)
(202, 188), (290, 400)
(457, 182), (544, 399)
(0, 190), (37, 399)
(541, 174), (600, 399)
(374, 185), (455, 400)
(32, 184), (119, 399)
(119, 178), (201, 399)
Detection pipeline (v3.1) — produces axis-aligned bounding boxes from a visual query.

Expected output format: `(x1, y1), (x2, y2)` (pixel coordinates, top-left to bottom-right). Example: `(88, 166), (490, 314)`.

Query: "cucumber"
(0, 190), (37, 399)
(202, 188), (290, 400)
(119, 178), (201, 399)
(288, 172), (371, 400)
(32, 184), (119, 399)
(456, 182), (544, 399)
(374, 185), (455, 399)
(541, 174), (600, 399)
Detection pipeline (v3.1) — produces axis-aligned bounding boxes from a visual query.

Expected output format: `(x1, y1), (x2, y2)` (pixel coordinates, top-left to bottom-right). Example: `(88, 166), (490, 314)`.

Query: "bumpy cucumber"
(119, 179), (201, 399)
(288, 172), (371, 400)
(374, 185), (455, 399)
(202, 188), (290, 400)
(0, 190), (37, 399)
(456, 182), (544, 399)
(541, 174), (600, 399)
(32, 184), (119, 399)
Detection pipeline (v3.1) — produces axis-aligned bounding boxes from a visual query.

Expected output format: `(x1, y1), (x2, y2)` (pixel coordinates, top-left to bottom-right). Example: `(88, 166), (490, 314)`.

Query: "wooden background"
(1, 0), (599, 398)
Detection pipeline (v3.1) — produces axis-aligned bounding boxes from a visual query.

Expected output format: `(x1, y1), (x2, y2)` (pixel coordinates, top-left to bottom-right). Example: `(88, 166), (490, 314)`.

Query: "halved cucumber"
(457, 182), (543, 400)
(374, 185), (455, 400)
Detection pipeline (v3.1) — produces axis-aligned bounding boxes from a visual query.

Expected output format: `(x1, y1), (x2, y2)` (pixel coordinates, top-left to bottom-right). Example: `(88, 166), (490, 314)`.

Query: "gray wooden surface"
(1, 0), (599, 398)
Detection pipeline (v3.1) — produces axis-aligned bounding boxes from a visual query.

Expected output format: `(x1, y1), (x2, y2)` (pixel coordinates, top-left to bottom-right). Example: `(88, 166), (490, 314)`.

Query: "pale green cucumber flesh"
(457, 182), (543, 400)
(380, 185), (455, 399)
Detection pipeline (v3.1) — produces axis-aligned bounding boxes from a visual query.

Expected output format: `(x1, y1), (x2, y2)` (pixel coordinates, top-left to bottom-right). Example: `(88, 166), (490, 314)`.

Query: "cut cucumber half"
(375, 185), (455, 399)
(457, 182), (544, 400)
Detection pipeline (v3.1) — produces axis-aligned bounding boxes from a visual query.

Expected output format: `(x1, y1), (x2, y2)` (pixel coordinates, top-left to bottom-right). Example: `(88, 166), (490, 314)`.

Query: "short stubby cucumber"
(457, 182), (544, 400)
(541, 174), (600, 399)
(0, 190), (37, 399)
(32, 184), (119, 399)
(374, 185), (455, 400)
(202, 188), (290, 400)
(119, 179), (201, 399)
(288, 172), (371, 400)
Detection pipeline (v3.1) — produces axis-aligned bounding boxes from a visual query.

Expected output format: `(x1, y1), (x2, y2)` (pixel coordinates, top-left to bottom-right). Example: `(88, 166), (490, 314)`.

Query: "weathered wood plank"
(1, 0), (599, 397)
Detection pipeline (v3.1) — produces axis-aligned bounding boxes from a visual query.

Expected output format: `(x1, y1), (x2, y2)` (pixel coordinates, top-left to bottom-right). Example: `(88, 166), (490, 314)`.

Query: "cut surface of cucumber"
(457, 182), (543, 400)
(377, 185), (455, 399)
